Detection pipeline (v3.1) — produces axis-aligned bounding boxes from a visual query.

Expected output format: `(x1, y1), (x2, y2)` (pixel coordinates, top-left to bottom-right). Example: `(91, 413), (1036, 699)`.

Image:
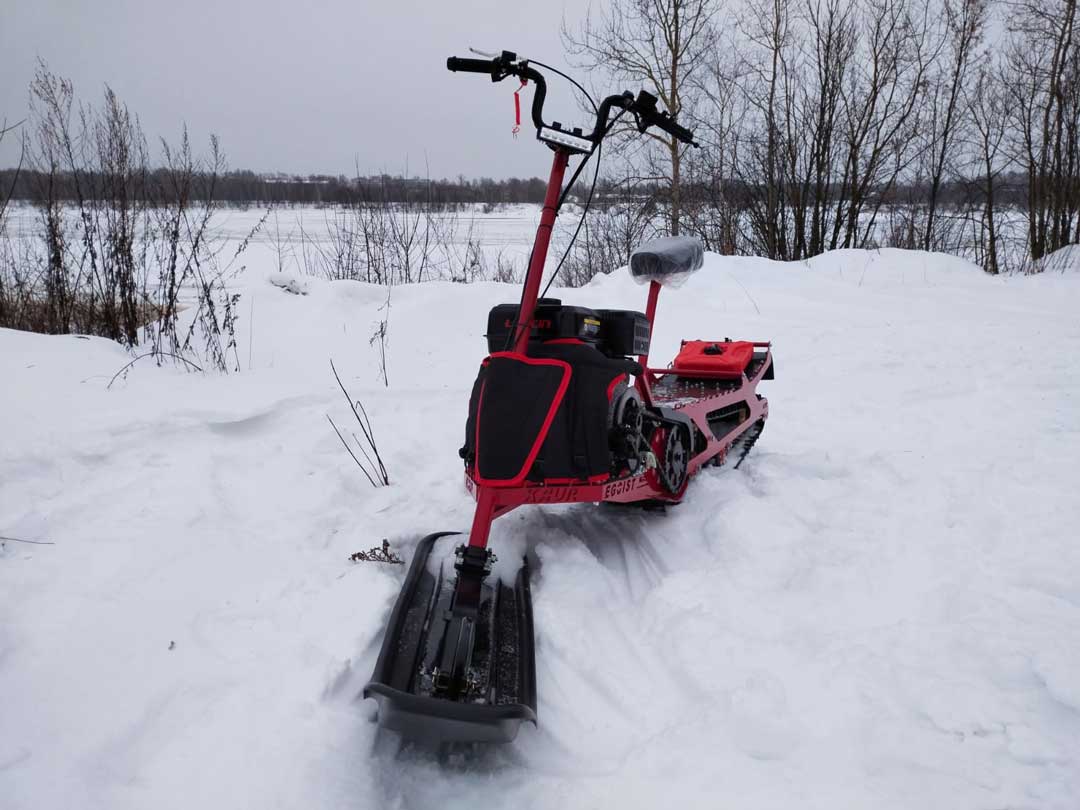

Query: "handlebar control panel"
(446, 51), (697, 154)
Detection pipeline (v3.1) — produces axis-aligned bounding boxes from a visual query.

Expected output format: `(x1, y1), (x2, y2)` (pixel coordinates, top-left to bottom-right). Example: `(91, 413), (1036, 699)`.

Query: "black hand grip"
(447, 57), (496, 74)
(657, 115), (697, 146)
(645, 112), (696, 146)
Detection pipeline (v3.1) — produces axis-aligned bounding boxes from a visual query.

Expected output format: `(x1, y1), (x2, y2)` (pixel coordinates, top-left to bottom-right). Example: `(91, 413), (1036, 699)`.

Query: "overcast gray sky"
(0, 0), (595, 179)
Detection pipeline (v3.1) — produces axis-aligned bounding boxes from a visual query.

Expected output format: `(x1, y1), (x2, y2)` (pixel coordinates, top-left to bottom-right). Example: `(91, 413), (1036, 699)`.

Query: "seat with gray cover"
(629, 236), (704, 288)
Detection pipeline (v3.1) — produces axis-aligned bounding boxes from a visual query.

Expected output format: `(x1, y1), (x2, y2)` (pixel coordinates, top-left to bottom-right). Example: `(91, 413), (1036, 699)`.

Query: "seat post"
(638, 280), (661, 370)
(635, 280), (662, 407)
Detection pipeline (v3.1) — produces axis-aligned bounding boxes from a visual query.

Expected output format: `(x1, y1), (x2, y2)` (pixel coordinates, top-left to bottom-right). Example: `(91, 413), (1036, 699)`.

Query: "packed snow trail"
(1, 248), (1079, 809)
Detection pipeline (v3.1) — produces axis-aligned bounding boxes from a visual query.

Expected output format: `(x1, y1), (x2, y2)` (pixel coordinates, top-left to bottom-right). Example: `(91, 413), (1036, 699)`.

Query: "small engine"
(485, 299), (651, 358)
(462, 301), (653, 484)
(482, 299), (655, 480)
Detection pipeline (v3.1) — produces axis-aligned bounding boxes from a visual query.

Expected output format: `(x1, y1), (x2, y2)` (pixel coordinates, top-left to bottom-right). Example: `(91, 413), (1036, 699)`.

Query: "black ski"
(363, 533), (537, 744)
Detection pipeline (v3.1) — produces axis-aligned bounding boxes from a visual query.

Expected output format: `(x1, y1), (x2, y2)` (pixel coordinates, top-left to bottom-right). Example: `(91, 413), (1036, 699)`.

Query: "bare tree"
(734, 0), (795, 258)
(833, 0), (933, 249)
(0, 118), (23, 226)
(964, 60), (1013, 274)
(920, 0), (988, 251)
(564, 0), (718, 236)
(796, 0), (858, 257)
(0, 118), (26, 329)
(687, 42), (745, 253)
(1005, 0), (1080, 261)
(733, 0), (930, 260)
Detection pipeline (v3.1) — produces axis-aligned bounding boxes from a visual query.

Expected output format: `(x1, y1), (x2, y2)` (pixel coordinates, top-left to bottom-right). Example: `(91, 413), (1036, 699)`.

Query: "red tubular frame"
(467, 148), (570, 548)
(465, 147), (771, 550)
(512, 150), (570, 355)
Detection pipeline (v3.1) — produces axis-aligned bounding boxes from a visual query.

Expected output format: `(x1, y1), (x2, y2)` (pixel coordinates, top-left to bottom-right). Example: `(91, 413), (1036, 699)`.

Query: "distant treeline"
(0, 166), (1029, 209)
(0, 168), (554, 206)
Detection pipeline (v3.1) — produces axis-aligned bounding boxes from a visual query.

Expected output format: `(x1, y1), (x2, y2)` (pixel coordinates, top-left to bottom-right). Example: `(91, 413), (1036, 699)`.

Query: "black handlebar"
(446, 51), (697, 149)
(446, 57), (499, 74)
(447, 52), (549, 132)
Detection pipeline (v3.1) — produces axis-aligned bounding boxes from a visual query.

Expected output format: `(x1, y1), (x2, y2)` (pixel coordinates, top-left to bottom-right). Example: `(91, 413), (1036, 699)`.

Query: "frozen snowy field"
(1, 241), (1079, 809)
(1, 201), (553, 283)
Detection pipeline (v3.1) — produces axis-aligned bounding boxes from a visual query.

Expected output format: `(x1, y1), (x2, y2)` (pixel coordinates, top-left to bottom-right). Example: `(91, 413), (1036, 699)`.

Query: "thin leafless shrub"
(369, 286), (391, 388)
(559, 183), (658, 286)
(296, 167), (472, 285)
(490, 248), (523, 284)
(1, 63), (249, 371)
(328, 359), (389, 487)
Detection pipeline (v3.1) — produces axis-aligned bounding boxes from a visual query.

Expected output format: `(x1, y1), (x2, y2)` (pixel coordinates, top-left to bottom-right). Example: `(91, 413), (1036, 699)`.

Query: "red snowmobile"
(364, 52), (773, 744)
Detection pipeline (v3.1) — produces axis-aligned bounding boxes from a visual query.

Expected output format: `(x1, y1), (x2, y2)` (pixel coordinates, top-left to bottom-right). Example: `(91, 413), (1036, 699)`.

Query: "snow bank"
(2, 248), (1079, 810)
(1036, 243), (1080, 274)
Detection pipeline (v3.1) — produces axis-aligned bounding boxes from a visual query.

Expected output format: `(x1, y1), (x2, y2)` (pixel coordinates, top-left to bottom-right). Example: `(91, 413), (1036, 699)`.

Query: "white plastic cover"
(629, 235), (704, 288)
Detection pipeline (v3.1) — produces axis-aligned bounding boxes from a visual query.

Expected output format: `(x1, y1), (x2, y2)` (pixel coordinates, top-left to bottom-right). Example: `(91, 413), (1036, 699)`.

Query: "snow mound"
(268, 272), (311, 295)
(1036, 244), (1080, 274)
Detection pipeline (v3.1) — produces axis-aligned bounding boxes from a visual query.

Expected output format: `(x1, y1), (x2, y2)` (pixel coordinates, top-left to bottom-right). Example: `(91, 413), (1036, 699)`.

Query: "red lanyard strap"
(512, 78), (528, 136)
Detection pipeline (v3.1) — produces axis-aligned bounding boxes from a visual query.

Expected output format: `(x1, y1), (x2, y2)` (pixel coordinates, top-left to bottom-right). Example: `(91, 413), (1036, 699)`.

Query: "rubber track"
(727, 418), (765, 469)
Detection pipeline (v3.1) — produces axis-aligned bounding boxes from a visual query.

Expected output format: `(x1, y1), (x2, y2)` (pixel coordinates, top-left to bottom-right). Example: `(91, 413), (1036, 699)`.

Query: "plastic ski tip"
(363, 532), (537, 744)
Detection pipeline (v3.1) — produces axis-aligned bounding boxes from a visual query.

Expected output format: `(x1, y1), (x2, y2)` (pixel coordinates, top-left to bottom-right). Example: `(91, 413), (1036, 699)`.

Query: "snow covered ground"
(2, 242), (1079, 809)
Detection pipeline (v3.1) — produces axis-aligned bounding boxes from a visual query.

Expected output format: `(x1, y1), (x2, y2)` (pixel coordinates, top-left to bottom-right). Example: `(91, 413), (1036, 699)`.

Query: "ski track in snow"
(2, 243), (1079, 809)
